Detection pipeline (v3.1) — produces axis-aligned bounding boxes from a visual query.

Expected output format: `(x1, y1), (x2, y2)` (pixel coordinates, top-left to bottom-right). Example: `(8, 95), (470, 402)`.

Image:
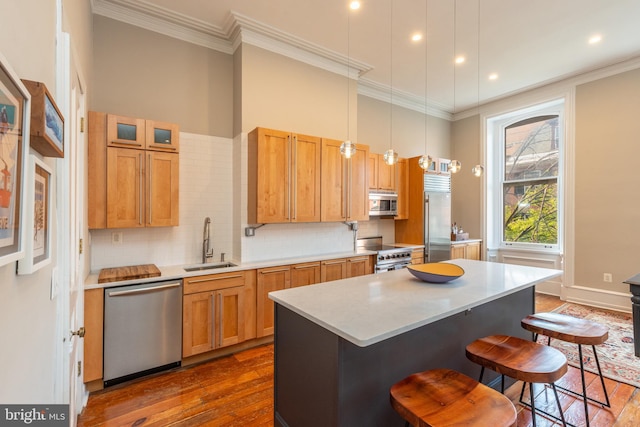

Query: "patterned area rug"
(541, 303), (638, 388)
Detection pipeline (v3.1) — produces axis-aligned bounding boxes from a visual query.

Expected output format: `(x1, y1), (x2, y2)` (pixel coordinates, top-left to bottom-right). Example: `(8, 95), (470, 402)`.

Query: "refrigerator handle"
(424, 193), (430, 263)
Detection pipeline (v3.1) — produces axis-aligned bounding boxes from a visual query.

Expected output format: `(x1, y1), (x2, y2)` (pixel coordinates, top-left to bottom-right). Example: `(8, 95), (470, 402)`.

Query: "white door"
(56, 28), (87, 424)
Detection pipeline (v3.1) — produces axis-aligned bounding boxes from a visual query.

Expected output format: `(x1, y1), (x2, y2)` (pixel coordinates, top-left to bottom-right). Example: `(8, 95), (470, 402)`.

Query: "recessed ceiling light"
(350, 1), (361, 10)
(412, 33), (423, 42)
(589, 34), (602, 44)
(488, 73), (498, 80)
(455, 56), (465, 64)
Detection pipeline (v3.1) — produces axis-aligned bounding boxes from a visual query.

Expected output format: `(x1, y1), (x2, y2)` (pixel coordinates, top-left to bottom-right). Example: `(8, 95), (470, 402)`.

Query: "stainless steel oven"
(357, 236), (412, 273)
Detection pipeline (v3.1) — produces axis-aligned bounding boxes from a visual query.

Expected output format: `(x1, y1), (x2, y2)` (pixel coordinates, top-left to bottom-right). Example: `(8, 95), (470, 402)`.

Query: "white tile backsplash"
(90, 132), (234, 270)
(89, 131), (399, 271)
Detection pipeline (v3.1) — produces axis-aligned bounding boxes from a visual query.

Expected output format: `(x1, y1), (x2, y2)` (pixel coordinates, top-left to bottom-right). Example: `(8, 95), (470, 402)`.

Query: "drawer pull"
(187, 274), (243, 284)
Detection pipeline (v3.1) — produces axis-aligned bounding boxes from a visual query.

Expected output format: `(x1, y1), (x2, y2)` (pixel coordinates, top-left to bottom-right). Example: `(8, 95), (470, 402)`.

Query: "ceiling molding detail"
(358, 79), (452, 120)
(91, 0), (233, 53)
(91, 0), (450, 118)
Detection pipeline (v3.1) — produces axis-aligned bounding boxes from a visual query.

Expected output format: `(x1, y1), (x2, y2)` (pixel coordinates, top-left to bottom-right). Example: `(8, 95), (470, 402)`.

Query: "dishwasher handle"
(107, 282), (181, 297)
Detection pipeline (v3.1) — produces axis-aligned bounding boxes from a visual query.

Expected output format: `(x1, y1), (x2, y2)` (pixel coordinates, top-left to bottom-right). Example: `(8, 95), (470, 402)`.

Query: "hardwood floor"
(77, 294), (639, 426)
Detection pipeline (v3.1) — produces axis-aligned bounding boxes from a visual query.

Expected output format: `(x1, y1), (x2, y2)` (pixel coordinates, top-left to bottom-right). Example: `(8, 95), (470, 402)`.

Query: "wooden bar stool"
(390, 368), (518, 427)
(465, 335), (569, 427)
(522, 312), (611, 426)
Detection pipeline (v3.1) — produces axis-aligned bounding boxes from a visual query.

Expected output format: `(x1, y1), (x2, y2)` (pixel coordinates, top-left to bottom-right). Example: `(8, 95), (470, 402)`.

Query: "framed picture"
(17, 155), (52, 274)
(21, 79), (64, 158)
(0, 52), (29, 267)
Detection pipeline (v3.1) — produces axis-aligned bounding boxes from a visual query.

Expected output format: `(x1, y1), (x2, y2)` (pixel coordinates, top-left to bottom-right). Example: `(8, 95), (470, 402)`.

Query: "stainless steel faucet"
(202, 217), (213, 263)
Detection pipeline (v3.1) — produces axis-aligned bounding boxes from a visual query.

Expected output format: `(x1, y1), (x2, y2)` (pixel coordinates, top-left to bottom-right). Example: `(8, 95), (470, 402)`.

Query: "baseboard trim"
(539, 285), (632, 313)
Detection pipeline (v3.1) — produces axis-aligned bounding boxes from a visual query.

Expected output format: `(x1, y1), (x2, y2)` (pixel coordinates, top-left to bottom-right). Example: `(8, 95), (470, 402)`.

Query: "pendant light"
(340, 2), (357, 159)
(449, 0), (461, 174)
(472, 0), (484, 177)
(384, 0), (398, 166)
(418, 0), (433, 171)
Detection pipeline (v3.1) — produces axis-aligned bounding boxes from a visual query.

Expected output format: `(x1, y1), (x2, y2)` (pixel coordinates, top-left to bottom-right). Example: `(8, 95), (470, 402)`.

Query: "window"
(487, 99), (563, 251)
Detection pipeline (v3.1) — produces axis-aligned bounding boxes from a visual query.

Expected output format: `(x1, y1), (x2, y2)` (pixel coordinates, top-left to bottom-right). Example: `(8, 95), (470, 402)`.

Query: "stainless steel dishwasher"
(103, 280), (182, 387)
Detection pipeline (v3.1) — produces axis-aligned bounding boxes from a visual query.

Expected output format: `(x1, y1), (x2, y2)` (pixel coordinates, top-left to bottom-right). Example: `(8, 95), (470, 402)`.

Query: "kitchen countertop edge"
(84, 250), (378, 290)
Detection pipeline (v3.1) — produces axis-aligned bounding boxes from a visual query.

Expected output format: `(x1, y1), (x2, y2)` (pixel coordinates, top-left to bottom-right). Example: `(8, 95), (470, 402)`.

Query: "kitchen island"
(269, 259), (563, 427)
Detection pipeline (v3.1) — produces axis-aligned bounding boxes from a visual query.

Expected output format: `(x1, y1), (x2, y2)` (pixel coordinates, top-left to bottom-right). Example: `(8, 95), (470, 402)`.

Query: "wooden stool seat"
(522, 312), (611, 427)
(390, 368), (518, 427)
(521, 312), (608, 345)
(466, 335), (568, 383)
(466, 335), (569, 426)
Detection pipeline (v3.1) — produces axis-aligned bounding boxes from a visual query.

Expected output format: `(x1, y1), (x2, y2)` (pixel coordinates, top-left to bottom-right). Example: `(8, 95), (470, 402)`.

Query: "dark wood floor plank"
(78, 297), (639, 427)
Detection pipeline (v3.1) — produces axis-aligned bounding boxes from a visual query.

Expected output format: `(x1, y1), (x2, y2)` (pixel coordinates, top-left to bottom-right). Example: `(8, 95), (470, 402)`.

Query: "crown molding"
(91, 0), (233, 53)
(228, 12), (372, 79)
(91, 0), (372, 79)
(358, 78), (452, 120)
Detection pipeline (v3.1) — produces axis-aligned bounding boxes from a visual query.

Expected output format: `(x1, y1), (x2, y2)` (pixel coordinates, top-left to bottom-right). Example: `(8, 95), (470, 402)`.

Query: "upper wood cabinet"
(248, 128), (321, 224)
(89, 111), (179, 229)
(107, 113), (179, 152)
(321, 138), (369, 222)
(395, 158), (408, 220)
(368, 153), (396, 191)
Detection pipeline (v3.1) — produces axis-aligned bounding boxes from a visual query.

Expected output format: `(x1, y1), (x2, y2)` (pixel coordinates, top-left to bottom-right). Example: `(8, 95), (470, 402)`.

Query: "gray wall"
(575, 67), (640, 293)
(92, 16), (233, 137)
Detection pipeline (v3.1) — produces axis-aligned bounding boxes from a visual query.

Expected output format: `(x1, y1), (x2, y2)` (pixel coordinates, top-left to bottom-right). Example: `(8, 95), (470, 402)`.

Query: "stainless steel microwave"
(369, 192), (398, 216)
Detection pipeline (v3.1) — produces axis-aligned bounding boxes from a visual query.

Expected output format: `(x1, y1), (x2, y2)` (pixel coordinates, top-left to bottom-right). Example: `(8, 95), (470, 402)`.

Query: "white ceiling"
(93, 0), (640, 115)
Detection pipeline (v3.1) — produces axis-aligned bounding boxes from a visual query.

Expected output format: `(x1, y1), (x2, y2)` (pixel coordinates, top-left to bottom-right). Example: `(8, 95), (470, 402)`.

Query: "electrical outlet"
(603, 273), (612, 283)
(112, 232), (123, 245)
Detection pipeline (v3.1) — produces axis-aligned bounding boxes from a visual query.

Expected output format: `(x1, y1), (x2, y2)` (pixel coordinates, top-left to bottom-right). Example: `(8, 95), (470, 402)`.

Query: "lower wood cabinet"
(411, 248), (424, 265)
(182, 271), (253, 357)
(450, 241), (482, 261)
(321, 258), (347, 282)
(256, 265), (291, 337)
(291, 262), (321, 288)
(83, 289), (104, 384)
(321, 256), (372, 282)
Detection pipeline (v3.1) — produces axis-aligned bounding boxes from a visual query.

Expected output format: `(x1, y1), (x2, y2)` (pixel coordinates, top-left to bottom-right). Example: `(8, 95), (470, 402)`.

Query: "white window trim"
(486, 98), (565, 254)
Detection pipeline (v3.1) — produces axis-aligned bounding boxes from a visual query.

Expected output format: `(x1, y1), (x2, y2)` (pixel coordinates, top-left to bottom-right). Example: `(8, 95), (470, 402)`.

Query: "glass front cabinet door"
(106, 114), (179, 153)
(145, 120), (180, 152)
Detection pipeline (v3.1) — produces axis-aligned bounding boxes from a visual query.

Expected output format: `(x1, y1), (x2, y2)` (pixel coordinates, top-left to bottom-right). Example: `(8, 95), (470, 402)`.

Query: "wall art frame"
(0, 52), (29, 268)
(18, 155), (52, 274)
(21, 79), (64, 158)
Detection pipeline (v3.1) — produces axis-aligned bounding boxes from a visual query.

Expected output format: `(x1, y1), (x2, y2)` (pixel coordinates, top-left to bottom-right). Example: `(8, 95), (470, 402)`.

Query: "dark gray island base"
(274, 287), (534, 427)
(623, 273), (640, 357)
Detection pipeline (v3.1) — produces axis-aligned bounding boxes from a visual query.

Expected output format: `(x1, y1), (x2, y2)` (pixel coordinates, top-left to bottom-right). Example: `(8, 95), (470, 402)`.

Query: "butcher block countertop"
(97, 264), (161, 283)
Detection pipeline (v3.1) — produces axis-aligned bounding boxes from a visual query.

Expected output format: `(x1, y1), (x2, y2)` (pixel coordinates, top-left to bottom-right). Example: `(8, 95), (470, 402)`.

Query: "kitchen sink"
(184, 262), (237, 272)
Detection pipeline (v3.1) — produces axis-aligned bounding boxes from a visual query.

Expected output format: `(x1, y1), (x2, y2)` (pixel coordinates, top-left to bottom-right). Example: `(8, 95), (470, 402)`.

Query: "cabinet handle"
(148, 153), (152, 225)
(187, 274), (243, 284)
(322, 260), (345, 266)
(286, 135), (291, 221)
(348, 160), (352, 219)
(260, 268), (289, 274)
(112, 140), (143, 148)
(211, 292), (216, 348)
(218, 293), (223, 345)
(292, 135), (296, 220)
(139, 153), (143, 225)
(341, 158), (347, 219)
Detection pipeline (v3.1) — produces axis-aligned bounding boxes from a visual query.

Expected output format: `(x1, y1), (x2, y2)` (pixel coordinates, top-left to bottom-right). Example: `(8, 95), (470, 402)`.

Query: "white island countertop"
(269, 259), (562, 347)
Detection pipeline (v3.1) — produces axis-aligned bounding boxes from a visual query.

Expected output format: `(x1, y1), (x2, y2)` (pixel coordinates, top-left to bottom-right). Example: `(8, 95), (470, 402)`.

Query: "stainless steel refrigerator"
(424, 174), (452, 263)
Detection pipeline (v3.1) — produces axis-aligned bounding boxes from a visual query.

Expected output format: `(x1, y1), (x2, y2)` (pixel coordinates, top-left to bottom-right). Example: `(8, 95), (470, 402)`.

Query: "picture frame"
(17, 155), (52, 274)
(0, 52), (29, 268)
(21, 79), (64, 158)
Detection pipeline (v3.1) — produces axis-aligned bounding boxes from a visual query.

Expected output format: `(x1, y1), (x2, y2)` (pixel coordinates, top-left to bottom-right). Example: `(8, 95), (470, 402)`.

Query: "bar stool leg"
(592, 344), (611, 407)
(529, 383), (537, 427)
(578, 345), (590, 426)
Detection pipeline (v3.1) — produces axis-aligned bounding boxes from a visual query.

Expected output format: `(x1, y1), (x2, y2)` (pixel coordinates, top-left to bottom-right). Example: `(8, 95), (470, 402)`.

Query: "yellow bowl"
(407, 263), (465, 283)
